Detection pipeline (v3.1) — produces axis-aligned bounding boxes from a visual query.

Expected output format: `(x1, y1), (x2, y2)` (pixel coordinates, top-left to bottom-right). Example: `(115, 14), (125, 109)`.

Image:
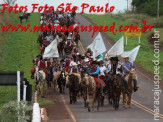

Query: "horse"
(34, 67), (46, 97)
(110, 74), (123, 110)
(74, 33), (80, 46)
(57, 40), (65, 57)
(64, 45), (73, 55)
(19, 13), (30, 23)
(100, 72), (113, 106)
(57, 70), (66, 93)
(77, 64), (88, 107)
(84, 74), (101, 112)
(66, 73), (80, 104)
(122, 68), (137, 108)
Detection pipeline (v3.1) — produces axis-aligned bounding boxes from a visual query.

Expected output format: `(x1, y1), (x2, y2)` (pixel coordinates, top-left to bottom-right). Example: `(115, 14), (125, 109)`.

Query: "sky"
(1, 0), (133, 14)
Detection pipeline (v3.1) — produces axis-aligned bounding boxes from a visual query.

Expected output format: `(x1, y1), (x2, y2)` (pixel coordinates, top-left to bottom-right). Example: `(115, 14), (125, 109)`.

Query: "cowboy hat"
(55, 20), (60, 23)
(97, 59), (102, 62)
(124, 56), (129, 58)
(84, 58), (89, 62)
(67, 36), (72, 40)
(72, 62), (78, 66)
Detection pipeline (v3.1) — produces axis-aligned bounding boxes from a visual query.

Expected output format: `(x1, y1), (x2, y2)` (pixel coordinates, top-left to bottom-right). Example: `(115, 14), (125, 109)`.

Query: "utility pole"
(127, 0), (128, 12)
(157, 0), (159, 18)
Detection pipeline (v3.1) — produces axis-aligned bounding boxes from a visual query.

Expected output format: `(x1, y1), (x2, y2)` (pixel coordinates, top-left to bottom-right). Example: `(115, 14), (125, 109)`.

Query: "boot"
(133, 79), (139, 92)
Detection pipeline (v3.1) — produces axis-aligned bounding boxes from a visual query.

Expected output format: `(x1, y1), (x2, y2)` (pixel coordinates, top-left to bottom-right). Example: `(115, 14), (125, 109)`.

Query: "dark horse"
(57, 70), (66, 93)
(67, 74), (79, 104)
(110, 74), (123, 110)
(19, 13), (30, 23)
(100, 72), (113, 106)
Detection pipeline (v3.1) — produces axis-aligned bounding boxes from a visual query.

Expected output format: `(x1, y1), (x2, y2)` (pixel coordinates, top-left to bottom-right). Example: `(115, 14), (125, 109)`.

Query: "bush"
(0, 101), (32, 122)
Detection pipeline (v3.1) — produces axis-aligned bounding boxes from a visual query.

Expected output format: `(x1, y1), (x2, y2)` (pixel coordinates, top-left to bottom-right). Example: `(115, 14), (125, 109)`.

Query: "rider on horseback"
(70, 62), (79, 73)
(122, 56), (139, 92)
(87, 61), (105, 94)
(106, 57), (130, 95)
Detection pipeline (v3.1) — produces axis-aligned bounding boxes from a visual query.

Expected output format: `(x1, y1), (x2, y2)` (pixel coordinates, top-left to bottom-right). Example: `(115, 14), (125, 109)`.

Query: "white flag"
(105, 36), (124, 57)
(43, 39), (59, 59)
(87, 33), (106, 58)
(121, 45), (140, 62)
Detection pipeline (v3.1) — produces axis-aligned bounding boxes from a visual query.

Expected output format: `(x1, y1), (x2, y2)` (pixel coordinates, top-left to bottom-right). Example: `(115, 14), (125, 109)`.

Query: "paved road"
(58, 14), (163, 122)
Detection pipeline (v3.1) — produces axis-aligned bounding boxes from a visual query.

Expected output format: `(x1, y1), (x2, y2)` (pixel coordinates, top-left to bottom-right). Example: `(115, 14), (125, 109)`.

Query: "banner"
(121, 45), (140, 62)
(105, 36), (124, 57)
(87, 32), (106, 58)
(43, 39), (59, 59)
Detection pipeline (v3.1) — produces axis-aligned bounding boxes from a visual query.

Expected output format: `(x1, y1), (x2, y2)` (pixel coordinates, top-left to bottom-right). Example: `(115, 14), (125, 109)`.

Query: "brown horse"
(100, 72), (113, 106)
(66, 74), (80, 104)
(123, 68), (137, 108)
(110, 74), (123, 110)
(57, 41), (65, 56)
(55, 32), (66, 56)
(19, 13), (30, 23)
(84, 74), (101, 112)
(64, 45), (73, 55)
(74, 33), (80, 46)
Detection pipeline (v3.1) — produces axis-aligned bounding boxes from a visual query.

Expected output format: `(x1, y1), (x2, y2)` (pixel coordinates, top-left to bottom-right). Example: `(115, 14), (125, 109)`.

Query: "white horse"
(34, 66), (46, 97)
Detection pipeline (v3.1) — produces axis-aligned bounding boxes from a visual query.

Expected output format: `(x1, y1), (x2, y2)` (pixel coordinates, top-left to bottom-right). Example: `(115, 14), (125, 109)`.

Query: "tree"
(132, 0), (163, 16)
(3, 0), (16, 5)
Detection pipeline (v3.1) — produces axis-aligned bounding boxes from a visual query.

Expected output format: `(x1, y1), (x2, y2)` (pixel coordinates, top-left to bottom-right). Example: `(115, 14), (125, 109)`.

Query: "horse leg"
(84, 96), (87, 108)
(83, 88), (87, 107)
(86, 92), (90, 112)
(100, 95), (104, 106)
(128, 93), (132, 108)
(117, 96), (120, 109)
(63, 84), (65, 94)
(40, 84), (44, 98)
(92, 94), (95, 112)
(97, 94), (101, 112)
(122, 92), (127, 109)
(69, 89), (72, 104)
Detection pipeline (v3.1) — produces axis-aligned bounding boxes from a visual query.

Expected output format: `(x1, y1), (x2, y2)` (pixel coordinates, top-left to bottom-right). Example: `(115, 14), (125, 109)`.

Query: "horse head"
(61, 70), (66, 80)
(112, 75), (120, 89)
(129, 68), (137, 80)
(83, 74), (89, 86)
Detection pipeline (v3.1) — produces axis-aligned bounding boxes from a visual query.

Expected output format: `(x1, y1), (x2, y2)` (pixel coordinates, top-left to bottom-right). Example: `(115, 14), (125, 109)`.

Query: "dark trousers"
(133, 78), (137, 89)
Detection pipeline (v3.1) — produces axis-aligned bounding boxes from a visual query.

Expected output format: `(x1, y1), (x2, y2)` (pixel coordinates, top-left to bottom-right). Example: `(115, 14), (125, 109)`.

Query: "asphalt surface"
(58, 14), (163, 122)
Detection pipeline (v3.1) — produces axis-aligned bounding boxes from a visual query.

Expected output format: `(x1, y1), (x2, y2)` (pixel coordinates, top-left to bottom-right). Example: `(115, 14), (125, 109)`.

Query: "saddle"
(93, 77), (106, 89)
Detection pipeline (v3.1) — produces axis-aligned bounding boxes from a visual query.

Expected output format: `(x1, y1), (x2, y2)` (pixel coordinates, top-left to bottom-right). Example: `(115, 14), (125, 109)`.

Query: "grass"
(0, 12), (40, 109)
(84, 13), (163, 79)
(38, 97), (55, 106)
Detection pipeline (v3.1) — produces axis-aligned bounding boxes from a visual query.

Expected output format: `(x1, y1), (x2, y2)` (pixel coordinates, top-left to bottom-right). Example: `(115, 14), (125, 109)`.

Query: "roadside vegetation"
(0, 11), (54, 109)
(84, 12), (163, 79)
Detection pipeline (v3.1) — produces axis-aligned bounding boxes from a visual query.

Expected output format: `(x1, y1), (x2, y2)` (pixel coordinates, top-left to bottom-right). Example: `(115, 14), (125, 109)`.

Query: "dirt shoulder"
(42, 88), (72, 122)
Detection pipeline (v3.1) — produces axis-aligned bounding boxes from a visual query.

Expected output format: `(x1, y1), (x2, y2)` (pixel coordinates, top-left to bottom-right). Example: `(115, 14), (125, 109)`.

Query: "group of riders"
(29, 9), (139, 110)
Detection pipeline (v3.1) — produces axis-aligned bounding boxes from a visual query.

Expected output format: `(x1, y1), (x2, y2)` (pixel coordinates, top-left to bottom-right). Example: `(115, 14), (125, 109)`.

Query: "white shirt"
(40, 20), (43, 25)
(100, 66), (106, 76)
(46, 36), (52, 41)
(58, 14), (63, 18)
(69, 60), (75, 67)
